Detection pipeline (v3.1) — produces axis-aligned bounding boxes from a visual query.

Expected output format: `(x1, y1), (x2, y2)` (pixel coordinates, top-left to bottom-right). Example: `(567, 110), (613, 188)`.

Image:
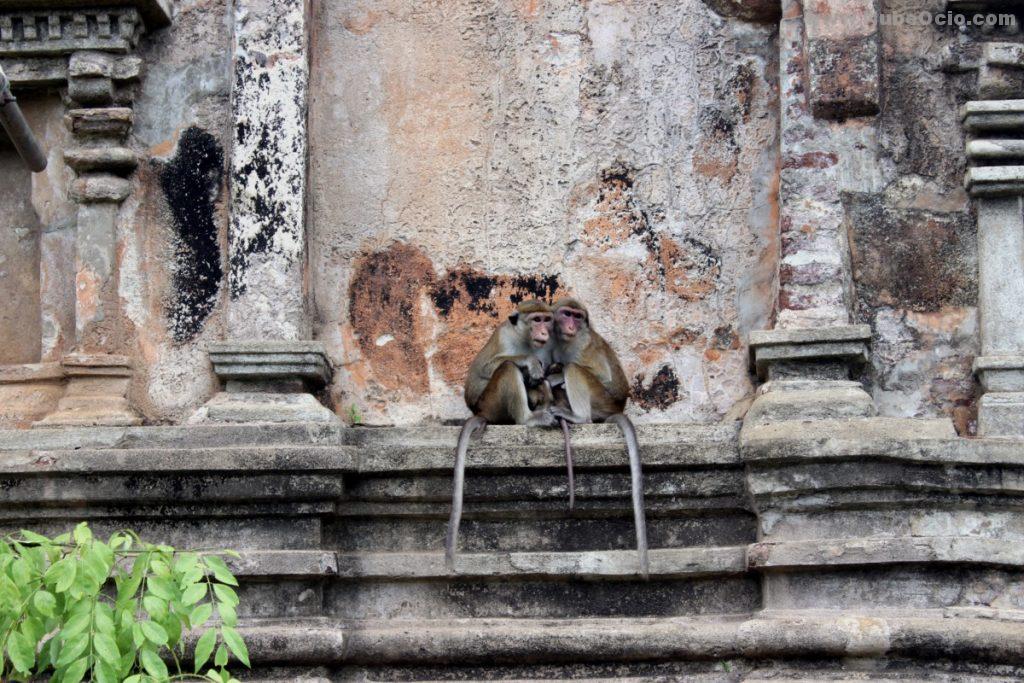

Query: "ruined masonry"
(2, 0), (1024, 680)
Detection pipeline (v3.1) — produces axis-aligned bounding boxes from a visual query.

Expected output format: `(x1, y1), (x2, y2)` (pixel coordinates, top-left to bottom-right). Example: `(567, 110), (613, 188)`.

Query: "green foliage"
(0, 522), (249, 682)
(346, 404), (362, 425)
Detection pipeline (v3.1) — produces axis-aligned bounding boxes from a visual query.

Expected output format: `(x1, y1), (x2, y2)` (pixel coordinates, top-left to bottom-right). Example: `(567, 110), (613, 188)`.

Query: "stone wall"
(308, 0), (779, 425)
(0, 0), (1007, 430)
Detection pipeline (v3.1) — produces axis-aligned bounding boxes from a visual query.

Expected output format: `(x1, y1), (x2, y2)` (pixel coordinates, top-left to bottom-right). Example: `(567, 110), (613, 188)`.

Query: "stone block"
(748, 325), (872, 380)
(0, 362), (64, 428)
(806, 36), (881, 119)
(208, 340), (331, 386)
(34, 353), (141, 427)
(977, 392), (1024, 437)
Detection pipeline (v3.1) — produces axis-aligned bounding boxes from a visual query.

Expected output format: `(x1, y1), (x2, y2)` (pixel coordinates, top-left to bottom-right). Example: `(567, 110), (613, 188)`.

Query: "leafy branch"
(0, 523), (250, 682)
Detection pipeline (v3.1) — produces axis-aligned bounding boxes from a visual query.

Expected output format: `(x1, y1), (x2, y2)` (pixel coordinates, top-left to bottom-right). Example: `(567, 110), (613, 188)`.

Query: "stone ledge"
(336, 547), (746, 580)
(231, 612), (1024, 665)
(749, 537), (1024, 571)
(228, 550), (338, 578)
(741, 417), (960, 463)
(0, 421), (345, 450)
(0, 362), (64, 383)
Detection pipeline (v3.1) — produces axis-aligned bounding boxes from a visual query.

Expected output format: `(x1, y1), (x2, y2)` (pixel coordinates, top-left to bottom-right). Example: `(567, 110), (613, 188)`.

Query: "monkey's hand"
(519, 356), (545, 383)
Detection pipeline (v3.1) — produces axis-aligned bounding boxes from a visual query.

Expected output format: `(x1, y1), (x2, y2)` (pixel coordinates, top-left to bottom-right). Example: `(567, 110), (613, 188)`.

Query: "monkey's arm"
(479, 354), (543, 382)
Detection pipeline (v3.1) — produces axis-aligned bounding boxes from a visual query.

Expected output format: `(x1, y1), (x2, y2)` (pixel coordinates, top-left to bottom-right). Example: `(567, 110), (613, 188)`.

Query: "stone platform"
(2, 420), (1024, 680)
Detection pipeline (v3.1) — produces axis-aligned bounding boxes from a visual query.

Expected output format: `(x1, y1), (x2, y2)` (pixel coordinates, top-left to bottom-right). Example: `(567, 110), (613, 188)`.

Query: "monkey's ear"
(508, 313), (519, 326)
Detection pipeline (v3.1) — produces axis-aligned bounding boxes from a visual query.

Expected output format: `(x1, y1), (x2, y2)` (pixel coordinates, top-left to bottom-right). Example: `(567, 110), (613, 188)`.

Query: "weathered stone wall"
(0, 0), (996, 430)
(308, 0), (780, 425)
(121, 0), (233, 421)
(850, 0), (980, 433)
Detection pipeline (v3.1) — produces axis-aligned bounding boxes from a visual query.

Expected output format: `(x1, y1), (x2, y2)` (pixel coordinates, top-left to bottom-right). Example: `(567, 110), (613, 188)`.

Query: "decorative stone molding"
(748, 325), (872, 381)
(0, 362), (64, 428)
(959, 100), (1024, 434)
(34, 354), (141, 426)
(0, 2), (170, 428)
(190, 341), (339, 424)
(746, 326), (875, 424)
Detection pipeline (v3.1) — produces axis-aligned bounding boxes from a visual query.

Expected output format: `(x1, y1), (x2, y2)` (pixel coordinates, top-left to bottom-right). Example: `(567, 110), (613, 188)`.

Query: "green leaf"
(131, 622), (145, 649)
(212, 583), (238, 607)
(182, 582), (207, 606)
(204, 556), (239, 586)
(55, 631), (88, 668)
(61, 656), (89, 683)
(7, 630), (35, 673)
(140, 647), (168, 680)
(180, 566), (204, 588)
(217, 601), (237, 628)
(62, 611), (91, 638)
(94, 632), (120, 664)
(214, 643), (228, 667)
(190, 602), (213, 628)
(194, 628), (216, 672)
(46, 558), (76, 593)
(221, 626), (250, 667)
(94, 659), (118, 683)
(94, 601), (116, 634)
(33, 589), (56, 616)
(124, 675), (143, 683)
(72, 522), (92, 545)
(174, 552), (199, 574)
(18, 529), (51, 545)
(147, 576), (176, 601)
(140, 620), (168, 645)
(143, 595), (167, 621)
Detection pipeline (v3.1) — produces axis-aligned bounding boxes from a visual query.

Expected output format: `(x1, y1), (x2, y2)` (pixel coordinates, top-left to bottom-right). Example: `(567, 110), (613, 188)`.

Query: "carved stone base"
(34, 354), (141, 427)
(0, 362), (64, 428)
(746, 326), (876, 424)
(974, 356), (1024, 437)
(189, 341), (340, 425)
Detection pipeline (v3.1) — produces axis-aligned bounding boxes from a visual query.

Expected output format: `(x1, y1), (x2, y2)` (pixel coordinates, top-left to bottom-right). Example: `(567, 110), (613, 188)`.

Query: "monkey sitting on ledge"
(446, 299), (556, 569)
(545, 296), (649, 578)
(445, 296), (649, 579)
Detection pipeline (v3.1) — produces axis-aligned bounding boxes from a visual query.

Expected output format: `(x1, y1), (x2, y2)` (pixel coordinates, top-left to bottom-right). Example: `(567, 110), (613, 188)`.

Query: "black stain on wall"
(430, 271), (563, 317)
(159, 127), (225, 342)
(631, 365), (682, 411)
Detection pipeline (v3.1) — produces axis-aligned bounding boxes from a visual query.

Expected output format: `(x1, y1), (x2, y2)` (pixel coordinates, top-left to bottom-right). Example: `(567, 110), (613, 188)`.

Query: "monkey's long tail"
(445, 415), (487, 571)
(559, 418), (575, 511)
(607, 413), (649, 579)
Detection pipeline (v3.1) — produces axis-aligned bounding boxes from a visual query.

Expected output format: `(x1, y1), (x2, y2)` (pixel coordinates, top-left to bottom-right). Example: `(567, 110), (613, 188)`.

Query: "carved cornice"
(0, 1), (170, 30)
(0, 1), (171, 87)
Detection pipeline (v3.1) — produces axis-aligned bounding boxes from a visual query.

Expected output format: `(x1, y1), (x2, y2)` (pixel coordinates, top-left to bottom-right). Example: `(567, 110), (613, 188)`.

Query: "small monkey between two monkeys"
(446, 297), (649, 578)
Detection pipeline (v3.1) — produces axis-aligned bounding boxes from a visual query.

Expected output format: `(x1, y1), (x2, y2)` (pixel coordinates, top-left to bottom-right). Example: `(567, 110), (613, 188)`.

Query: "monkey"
(547, 296), (650, 578)
(446, 299), (556, 569)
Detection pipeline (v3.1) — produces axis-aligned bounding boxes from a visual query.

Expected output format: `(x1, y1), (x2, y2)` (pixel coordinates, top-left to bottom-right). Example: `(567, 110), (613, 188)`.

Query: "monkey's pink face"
(555, 307), (587, 340)
(527, 312), (553, 348)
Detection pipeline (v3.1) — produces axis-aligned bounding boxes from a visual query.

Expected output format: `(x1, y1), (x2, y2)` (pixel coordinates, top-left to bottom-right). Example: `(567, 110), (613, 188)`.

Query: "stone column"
(963, 101), (1024, 436)
(36, 51), (143, 426)
(745, 0), (880, 421)
(192, 0), (336, 423)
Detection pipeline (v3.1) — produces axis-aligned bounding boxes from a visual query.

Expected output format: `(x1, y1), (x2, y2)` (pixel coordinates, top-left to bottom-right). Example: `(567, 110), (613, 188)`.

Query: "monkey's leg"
(446, 415), (487, 570)
(560, 417), (575, 511)
(607, 413), (649, 579)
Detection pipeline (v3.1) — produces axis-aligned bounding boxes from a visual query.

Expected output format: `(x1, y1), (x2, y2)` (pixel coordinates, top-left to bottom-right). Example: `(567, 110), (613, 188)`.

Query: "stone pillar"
(745, 0), (880, 420)
(963, 100), (1024, 436)
(36, 52), (143, 426)
(192, 0), (337, 423)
